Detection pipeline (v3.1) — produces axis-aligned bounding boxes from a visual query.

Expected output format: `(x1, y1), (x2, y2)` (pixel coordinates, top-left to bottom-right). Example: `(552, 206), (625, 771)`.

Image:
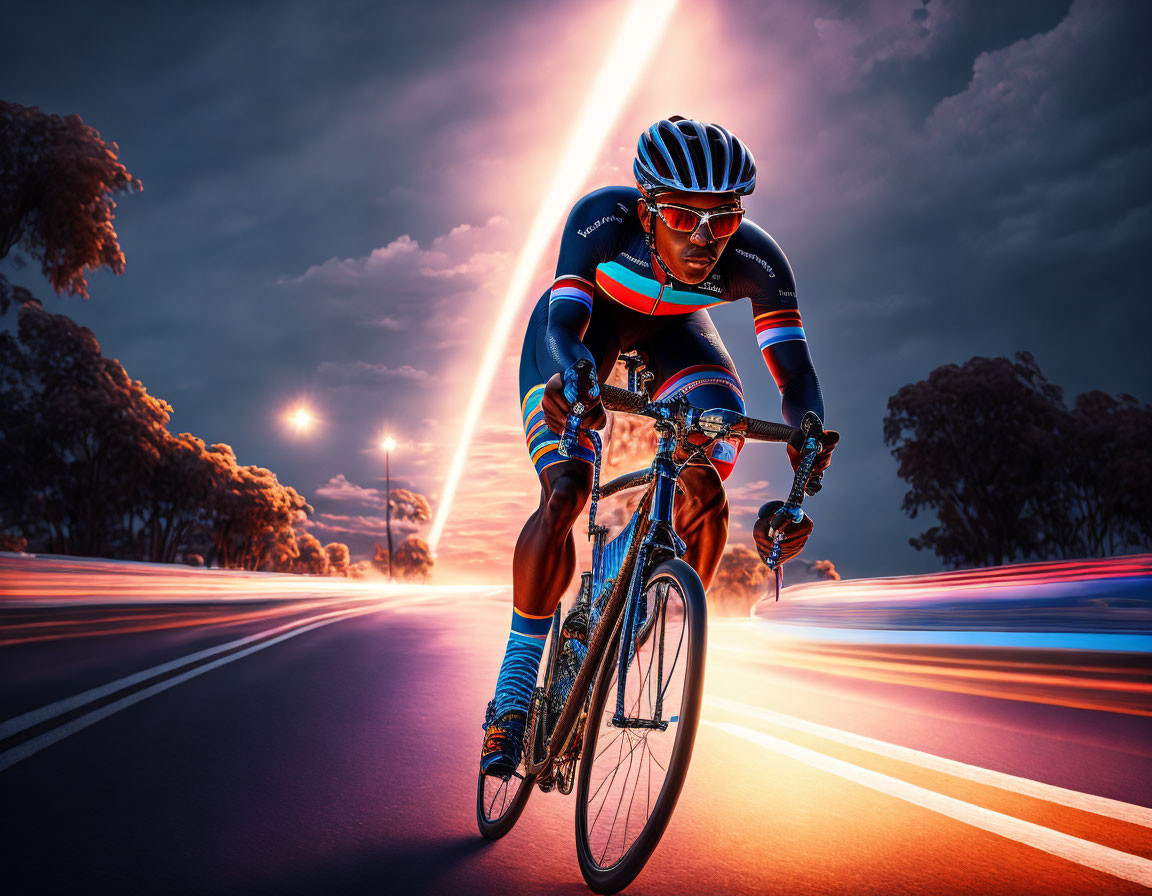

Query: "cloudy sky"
(3, 0), (1149, 582)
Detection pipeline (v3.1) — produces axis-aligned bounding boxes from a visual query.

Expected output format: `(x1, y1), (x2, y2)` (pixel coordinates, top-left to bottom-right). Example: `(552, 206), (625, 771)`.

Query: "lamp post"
(381, 436), (397, 582)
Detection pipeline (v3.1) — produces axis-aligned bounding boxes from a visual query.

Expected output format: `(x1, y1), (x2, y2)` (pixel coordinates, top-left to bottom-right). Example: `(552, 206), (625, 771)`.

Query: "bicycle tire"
(574, 558), (708, 894)
(476, 765), (537, 840)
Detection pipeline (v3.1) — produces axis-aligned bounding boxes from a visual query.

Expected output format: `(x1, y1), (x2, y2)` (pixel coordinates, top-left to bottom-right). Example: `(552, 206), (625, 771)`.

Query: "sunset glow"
(426, 0), (680, 552)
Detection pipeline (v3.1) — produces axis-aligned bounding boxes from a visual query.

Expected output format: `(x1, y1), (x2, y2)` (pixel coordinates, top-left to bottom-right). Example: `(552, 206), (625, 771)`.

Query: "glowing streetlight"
(380, 436), (396, 581)
(287, 406), (314, 433)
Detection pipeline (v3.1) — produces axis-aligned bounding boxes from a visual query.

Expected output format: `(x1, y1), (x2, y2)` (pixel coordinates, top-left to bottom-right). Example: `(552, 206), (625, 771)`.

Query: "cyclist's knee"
(542, 466), (592, 531)
(678, 464), (728, 519)
(705, 436), (743, 481)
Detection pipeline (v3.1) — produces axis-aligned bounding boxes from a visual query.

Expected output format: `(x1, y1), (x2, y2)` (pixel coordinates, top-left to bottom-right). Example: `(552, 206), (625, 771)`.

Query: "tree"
(388, 488), (431, 523)
(0, 102), (141, 303)
(324, 542), (350, 576)
(392, 536), (434, 581)
(0, 301), (172, 556)
(710, 544), (769, 616)
(0, 302), (319, 570)
(709, 545), (840, 616)
(884, 353), (1152, 567)
(293, 530), (330, 576)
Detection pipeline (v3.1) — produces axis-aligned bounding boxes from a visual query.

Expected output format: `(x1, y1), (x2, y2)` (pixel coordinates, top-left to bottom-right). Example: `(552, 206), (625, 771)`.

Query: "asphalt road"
(2, 557), (1150, 895)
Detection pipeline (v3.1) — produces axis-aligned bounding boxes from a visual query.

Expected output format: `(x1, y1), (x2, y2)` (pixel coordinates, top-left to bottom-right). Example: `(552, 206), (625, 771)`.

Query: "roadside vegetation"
(0, 101), (433, 578)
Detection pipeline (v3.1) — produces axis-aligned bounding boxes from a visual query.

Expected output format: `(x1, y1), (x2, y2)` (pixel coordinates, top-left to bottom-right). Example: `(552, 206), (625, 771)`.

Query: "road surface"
(2, 554), (1150, 894)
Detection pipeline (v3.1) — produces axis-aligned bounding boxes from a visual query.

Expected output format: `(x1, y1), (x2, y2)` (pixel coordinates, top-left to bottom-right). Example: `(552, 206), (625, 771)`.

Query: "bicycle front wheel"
(574, 558), (707, 894)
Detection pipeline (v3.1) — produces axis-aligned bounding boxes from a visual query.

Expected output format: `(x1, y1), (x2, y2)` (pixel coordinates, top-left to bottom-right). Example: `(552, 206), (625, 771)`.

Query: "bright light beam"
(428, 0), (680, 551)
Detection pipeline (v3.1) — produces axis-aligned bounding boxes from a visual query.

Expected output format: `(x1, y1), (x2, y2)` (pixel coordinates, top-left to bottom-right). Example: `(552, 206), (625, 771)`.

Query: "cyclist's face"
(639, 189), (740, 284)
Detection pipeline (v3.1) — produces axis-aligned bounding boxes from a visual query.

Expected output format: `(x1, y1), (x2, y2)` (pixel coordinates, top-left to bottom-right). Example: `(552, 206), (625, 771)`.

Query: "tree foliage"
(0, 302), (350, 574)
(388, 488), (431, 523)
(0, 101), (141, 300)
(709, 544), (840, 616)
(884, 352), (1152, 567)
(373, 536), (435, 581)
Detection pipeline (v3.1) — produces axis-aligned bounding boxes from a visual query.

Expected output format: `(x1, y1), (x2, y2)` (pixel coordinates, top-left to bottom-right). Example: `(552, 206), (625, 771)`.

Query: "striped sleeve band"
(549, 275), (594, 311)
(754, 309), (806, 350)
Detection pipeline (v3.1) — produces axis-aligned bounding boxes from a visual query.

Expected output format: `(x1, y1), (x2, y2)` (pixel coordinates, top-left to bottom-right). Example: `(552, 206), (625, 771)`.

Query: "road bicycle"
(476, 356), (825, 894)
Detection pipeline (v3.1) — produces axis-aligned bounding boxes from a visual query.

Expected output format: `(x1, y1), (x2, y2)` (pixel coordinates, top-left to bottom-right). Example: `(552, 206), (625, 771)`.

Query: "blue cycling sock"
(492, 608), (552, 718)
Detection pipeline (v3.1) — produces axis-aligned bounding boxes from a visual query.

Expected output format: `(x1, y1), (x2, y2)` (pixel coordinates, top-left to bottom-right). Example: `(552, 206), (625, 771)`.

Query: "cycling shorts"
(517, 291), (746, 479)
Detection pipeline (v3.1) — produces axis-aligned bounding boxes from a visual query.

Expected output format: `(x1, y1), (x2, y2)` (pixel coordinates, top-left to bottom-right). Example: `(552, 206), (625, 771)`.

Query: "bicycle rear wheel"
(574, 558), (707, 893)
(476, 766), (537, 840)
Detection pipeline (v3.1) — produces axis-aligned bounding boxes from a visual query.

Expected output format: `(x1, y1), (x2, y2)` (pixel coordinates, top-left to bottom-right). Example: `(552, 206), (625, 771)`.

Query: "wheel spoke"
(578, 567), (701, 874)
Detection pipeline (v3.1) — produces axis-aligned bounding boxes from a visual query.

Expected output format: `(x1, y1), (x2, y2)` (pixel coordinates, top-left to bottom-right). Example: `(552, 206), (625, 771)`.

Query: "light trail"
(706, 720), (1152, 888)
(705, 696), (1152, 827)
(426, 0), (680, 552)
(771, 553), (1152, 604)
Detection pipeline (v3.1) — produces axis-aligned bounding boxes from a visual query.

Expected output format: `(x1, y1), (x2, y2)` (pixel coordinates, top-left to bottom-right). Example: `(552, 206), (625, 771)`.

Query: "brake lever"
(558, 401), (585, 458)
(764, 415), (823, 572)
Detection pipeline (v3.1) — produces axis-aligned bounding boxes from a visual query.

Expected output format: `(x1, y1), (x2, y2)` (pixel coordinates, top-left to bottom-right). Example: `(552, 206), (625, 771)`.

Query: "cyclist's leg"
(483, 294), (616, 773)
(514, 293), (620, 616)
(637, 310), (745, 589)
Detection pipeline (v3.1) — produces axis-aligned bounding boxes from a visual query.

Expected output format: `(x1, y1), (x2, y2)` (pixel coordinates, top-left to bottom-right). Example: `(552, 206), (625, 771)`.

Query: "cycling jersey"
(519, 185), (824, 478)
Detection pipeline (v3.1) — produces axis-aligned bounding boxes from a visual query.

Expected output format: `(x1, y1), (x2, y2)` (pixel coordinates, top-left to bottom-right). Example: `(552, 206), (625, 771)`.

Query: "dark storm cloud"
(1, 0), (531, 524)
(711, 0), (1152, 574)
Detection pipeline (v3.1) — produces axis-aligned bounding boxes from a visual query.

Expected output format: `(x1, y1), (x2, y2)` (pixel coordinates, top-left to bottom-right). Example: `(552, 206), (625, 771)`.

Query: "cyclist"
(481, 117), (839, 777)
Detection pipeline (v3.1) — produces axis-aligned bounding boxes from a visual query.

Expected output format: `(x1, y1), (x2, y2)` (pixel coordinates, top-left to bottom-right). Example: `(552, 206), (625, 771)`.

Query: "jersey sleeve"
(550, 187), (633, 313)
(730, 224), (825, 427)
(545, 187), (634, 373)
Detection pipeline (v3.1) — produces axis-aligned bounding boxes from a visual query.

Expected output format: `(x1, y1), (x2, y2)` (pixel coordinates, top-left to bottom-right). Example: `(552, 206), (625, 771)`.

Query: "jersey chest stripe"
(596, 265), (658, 314)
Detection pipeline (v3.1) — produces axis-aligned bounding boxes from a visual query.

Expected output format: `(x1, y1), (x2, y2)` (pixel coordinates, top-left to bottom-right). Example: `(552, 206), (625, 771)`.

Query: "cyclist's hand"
(753, 500), (814, 566)
(543, 367), (606, 435)
(787, 429), (840, 494)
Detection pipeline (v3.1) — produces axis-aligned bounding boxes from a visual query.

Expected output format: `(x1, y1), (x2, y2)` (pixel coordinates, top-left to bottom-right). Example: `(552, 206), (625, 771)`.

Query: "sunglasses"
(648, 200), (745, 240)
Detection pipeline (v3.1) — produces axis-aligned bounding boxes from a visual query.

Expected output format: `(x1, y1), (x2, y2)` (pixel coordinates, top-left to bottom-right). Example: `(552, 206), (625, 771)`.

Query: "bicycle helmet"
(633, 117), (756, 196)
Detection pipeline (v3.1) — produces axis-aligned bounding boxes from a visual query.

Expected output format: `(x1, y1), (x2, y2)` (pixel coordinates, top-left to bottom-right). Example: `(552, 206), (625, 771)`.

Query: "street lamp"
(380, 437), (397, 582)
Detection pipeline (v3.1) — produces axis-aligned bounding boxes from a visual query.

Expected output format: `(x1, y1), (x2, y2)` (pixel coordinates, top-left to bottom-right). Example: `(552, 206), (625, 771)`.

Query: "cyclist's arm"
(753, 303), (824, 429)
(545, 278), (596, 371)
(545, 187), (632, 373)
(735, 228), (824, 428)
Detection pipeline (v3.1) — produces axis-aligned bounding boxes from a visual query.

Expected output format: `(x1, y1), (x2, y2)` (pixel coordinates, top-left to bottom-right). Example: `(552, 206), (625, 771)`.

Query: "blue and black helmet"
(634, 117), (756, 196)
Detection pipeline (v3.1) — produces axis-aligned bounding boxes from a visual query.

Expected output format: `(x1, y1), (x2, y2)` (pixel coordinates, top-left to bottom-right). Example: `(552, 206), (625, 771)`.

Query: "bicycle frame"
(536, 364), (822, 778)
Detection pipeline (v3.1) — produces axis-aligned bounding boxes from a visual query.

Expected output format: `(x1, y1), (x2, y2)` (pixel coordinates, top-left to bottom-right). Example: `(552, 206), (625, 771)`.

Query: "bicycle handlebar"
(561, 368), (829, 572)
(599, 382), (801, 444)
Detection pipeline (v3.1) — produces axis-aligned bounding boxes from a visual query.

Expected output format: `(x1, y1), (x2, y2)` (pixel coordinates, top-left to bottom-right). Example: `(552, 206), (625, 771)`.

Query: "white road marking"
(0, 606), (370, 740)
(0, 590), (457, 745)
(0, 590), (464, 772)
(706, 720), (1152, 889)
(706, 696), (1152, 828)
(0, 607), (379, 772)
